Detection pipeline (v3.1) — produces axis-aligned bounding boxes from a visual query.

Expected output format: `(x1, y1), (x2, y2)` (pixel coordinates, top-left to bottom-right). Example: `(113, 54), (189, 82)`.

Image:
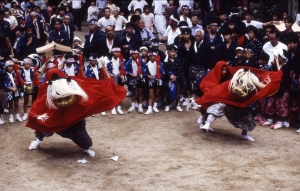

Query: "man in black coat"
(96, 25), (120, 59)
(29, 11), (46, 46)
(83, 19), (105, 59)
(48, 18), (69, 55)
(120, 22), (142, 60)
(0, 10), (10, 38)
(61, 15), (74, 47)
(15, 24), (40, 60)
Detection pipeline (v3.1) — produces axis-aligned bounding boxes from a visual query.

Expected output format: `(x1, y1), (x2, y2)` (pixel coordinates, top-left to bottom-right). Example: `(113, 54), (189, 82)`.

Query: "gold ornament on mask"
(229, 69), (269, 99)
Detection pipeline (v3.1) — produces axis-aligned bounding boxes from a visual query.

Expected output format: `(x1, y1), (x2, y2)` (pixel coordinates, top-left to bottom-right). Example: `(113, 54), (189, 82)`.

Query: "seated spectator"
(280, 16), (298, 45)
(139, 20), (154, 47)
(120, 22), (141, 60)
(16, 24), (39, 59)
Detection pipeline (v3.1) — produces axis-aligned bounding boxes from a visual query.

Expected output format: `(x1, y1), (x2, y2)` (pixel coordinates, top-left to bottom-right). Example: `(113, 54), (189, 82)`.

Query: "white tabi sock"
(153, 102), (158, 108)
(131, 102), (135, 107)
(9, 114), (13, 119)
(16, 113), (20, 118)
(138, 103), (142, 109)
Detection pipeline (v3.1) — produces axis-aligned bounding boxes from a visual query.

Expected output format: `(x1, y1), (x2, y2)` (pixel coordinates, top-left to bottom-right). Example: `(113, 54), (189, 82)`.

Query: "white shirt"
(24, 69), (31, 82)
(179, 0), (194, 10)
(64, 64), (75, 76)
(87, 5), (99, 22)
(114, 15), (127, 31)
(91, 65), (99, 79)
(64, 24), (70, 39)
(128, 0), (148, 11)
(98, 16), (116, 32)
(90, 33), (94, 43)
(132, 60), (138, 76)
(111, 57), (120, 76)
(263, 41), (288, 65)
(4, 16), (18, 28)
(180, 15), (192, 27)
(152, 0), (168, 14)
(163, 26), (181, 45)
(68, 0), (85, 9)
(243, 20), (263, 29)
(106, 38), (113, 53)
(147, 61), (157, 76)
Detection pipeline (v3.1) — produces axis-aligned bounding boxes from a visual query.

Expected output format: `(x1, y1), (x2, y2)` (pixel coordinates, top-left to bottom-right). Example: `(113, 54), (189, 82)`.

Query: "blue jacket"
(85, 63), (102, 79)
(144, 61), (165, 79)
(107, 58), (126, 75)
(19, 68), (34, 83)
(125, 57), (146, 78)
(48, 30), (69, 47)
(16, 34), (39, 60)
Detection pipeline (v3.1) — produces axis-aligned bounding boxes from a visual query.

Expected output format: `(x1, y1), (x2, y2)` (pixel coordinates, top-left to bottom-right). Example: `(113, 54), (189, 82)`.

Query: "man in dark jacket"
(16, 24), (39, 60)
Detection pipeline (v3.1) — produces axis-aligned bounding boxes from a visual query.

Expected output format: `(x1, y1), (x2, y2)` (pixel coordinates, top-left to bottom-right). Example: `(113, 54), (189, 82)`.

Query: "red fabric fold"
(195, 61), (283, 109)
(26, 76), (126, 133)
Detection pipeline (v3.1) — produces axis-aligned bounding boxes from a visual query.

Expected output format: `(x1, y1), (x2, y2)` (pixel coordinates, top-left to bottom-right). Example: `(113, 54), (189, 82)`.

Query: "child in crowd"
(244, 48), (258, 68)
(85, 54), (106, 116)
(72, 36), (83, 55)
(141, 5), (154, 32)
(4, 60), (22, 123)
(144, 49), (164, 114)
(87, 1), (99, 22)
(163, 44), (185, 112)
(61, 54), (80, 77)
(139, 46), (149, 108)
(126, 49), (145, 114)
(230, 47), (246, 67)
(134, 8), (142, 16)
(106, 47), (126, 115)
(19, 57), (39, 121)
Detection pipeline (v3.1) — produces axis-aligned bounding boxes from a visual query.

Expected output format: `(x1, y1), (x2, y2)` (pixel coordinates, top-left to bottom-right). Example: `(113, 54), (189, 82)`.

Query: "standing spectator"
(163, 0), (177, 27)
(140, 5), (154, 32)
(162, 14), (181, 46)
(87, 1), (99, 22)
(215, 28), (237, 65)
(139, 19), (154, 47)
(29, 11), (46, 46)
(20, 0), (27, 12)
(120, 22), (141, 61)
(96, 0), (106, 18)
(97, 7), (116, 32)
(0, 10), (10, 38)
(83, 19), (105, 59)
(128, 0), (148, 12)
(16, 24), (39, 59)
(178, 0), (194, 10)
(62, 15), (74, 47)
(68, 0), (85, 31)
(244, 25), (263, 60)
(189, 28), (211, 98)
(0, 1), (8, 12)
(12, 26), (23, 56)
(179, 5), (192, 27)
(263, 29), (287, 65)
(48, 18), (69, 55)
(203, 20), (223, 69)
(190, 14), (202, 36)
(280, 16), (298, 45)
(112, 6), (127, 42)
(0, 44), (5, 124)
(97, 25), (119, 59)
(152, 0), (167, 41)
(106, 0), (115, 15)
(3, 9), (17, 43)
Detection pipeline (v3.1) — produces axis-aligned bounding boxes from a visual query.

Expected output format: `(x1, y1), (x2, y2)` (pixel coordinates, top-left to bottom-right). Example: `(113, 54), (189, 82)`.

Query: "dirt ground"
(1, 24), (300, 191)
(1, 96), (300, 191)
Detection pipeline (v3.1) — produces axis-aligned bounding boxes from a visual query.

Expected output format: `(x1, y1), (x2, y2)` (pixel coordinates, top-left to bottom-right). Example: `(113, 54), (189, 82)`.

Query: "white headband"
(112, 47), (121, 52)
(139, 46), (148, 51)
(130, 50), (139, 54)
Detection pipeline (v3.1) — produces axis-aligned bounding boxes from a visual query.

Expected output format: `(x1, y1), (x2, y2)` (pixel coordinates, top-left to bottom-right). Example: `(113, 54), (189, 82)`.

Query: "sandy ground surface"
(1, 24), (300, 191)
